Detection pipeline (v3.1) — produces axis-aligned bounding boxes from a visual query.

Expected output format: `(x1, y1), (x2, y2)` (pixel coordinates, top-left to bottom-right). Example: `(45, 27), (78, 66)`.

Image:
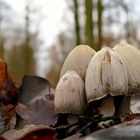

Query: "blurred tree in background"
(47, 0), (139, 87)
(85, 0), (94, 48)
(71, 0), (134, 51)
(0, 0), (140, 87)
(46, 46), (61, 88)
(0, 0), (12, 58)
(97, 0), (103, 51)
(73, 0), (81, 45)
(3, 0), (41, 81)
(22, 3), (36, 75)
(46, 33), (75, 88)
(7, 3), (36, 81)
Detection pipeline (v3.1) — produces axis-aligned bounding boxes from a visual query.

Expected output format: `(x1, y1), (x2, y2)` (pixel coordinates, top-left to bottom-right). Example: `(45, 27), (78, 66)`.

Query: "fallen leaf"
(3, 104), (16, 125)
(0, 137), (7, 140)
(16, 98), (57, 126)
(18, 127), (55, 140)
(17, 75), (50, 104)
(2, 125), (55, 140)
(0, 59), (18, 105)
(2, 129), (20, 140)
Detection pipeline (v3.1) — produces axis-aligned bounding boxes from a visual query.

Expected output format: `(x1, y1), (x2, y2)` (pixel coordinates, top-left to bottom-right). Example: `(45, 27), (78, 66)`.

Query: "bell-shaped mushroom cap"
(54, 70), (86, 115)
(60, 45), (96, 80)
(114, 42), (140, 95)
(85, 47), (128, 103)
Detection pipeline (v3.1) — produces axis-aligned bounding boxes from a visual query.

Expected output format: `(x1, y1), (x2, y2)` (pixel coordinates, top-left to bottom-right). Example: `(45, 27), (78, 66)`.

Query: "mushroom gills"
(100, 95), (115, 117)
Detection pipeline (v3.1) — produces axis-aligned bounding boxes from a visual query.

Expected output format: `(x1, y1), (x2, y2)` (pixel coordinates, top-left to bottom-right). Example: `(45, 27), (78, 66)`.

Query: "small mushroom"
(60, 45), (96, 81)
(54, 70), (86, 125)
(114, 41), (140, 114)
(85, 47), (128, 117)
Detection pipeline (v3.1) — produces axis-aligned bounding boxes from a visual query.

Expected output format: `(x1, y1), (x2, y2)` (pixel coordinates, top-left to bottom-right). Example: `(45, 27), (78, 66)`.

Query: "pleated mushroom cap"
(114, 42), (140, 95)
(85, 47), (128, 103)
(60, 45), (96, 80)
(54, 70), (86, 115)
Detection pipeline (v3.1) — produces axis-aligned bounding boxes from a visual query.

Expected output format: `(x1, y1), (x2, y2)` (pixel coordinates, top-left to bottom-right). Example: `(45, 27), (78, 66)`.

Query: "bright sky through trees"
(4, 0), (71, 47)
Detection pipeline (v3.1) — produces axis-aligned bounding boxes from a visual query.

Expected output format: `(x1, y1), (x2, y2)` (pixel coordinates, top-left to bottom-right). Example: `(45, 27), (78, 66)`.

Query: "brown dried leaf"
(0, 59), (18, 105)
(18, 127), (55, 140)
(3, 104), (16, 124)
(2, 125), (55, 140)
(16, 98), (57, 126)
(0, 137), (7, 140)
(2, 129), (20, 140)
(0, 103), (16, 135)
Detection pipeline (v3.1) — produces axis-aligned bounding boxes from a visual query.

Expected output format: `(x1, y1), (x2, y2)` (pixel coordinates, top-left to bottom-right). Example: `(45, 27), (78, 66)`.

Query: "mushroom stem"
(56, 114), (79, 126)
(100, 95), (115, 117)
(119, 96), (130, 116)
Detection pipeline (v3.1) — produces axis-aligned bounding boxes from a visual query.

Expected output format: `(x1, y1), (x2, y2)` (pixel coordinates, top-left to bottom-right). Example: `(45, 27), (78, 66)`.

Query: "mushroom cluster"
(54, 42), (140, 125)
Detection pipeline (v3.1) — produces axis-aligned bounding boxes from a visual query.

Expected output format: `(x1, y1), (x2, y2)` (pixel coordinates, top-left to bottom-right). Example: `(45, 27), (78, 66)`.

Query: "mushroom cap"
(85, 47), (128, 103)
(114, 42), (140, 95)
(60, 45), (96, 80)
(54, 70), (86, 115)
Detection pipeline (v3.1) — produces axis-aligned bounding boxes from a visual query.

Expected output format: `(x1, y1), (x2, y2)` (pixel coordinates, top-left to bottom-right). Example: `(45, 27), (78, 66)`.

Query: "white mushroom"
(114, 41), (140, 115)
(60, 45), (96, 81)
(54, 70), (86, 124)
(114, 41), (140, 95)
(85, 47), (128, 117)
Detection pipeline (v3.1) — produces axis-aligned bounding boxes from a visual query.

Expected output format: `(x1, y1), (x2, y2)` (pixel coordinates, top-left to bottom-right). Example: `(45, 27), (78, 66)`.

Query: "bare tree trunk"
(97, 0), (103, 51)
(23, 4), (35, 75)
(73, 0), (81, 45)
(0, 39), (4, 58)
(85, 0), (94, 48)
(123, 5), (131, 42)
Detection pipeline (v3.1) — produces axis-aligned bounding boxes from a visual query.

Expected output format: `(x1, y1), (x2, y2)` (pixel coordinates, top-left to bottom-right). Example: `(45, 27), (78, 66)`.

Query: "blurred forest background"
(0, 0), (140, 88)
